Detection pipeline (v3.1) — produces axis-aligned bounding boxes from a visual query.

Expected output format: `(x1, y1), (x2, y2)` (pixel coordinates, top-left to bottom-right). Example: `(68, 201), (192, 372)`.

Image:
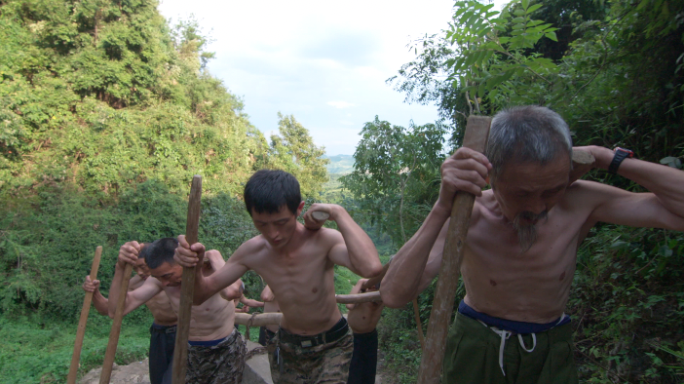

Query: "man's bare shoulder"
(235, 235), (269, 255)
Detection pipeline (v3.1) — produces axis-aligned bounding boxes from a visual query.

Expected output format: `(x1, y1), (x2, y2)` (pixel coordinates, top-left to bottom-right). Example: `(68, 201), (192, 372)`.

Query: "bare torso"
(129, 276), (177, 326)
(164, 264), (235, 341)
(348, 301), (384, 334)
(241, 226), (341, 335)
(462, 183), (594, 323)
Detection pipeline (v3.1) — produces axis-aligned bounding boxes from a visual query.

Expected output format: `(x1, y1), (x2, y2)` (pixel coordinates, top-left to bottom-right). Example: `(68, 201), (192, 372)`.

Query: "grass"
(0, 312), (150, 383)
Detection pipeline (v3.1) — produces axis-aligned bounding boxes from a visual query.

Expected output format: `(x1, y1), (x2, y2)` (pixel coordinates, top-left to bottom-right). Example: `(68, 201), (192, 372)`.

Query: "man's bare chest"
(465, 211), (584, 275)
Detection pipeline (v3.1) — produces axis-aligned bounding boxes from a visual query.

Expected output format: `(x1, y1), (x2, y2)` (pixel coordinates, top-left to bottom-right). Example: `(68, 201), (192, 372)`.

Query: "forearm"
(241, 298), (264, 307)
(381, 204), (449, 308)
(92, 290), (110, 317)
(617, 157), (684, 217)
(333, 207), (382, 277)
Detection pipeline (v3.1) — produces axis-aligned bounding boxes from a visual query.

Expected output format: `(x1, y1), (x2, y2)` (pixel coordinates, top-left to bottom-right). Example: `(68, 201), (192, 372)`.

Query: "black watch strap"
(608, 147), (634, 174)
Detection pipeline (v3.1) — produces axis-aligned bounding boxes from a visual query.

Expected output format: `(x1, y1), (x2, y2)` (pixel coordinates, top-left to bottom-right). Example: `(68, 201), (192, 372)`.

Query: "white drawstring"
(478, 320), (538, 377)
(517, 333), (536, 352)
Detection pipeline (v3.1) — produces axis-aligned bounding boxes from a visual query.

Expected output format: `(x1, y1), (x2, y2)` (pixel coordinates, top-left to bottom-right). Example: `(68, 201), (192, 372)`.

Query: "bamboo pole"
(67, 246), (103, 384)
(234, 312), (283, 327)
(335, 291), (382, 304)
(99, 262), (133, 384)
(172, 175), (203, 384)
(417, 116), (491, 384)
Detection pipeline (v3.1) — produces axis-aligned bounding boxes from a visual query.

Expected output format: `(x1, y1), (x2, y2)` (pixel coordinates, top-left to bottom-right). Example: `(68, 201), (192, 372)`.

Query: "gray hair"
(486, 105), (572, 182)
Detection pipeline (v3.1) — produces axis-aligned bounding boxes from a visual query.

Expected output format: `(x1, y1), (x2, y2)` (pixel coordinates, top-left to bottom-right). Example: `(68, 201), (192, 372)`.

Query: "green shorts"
(443, 312), (578, 384)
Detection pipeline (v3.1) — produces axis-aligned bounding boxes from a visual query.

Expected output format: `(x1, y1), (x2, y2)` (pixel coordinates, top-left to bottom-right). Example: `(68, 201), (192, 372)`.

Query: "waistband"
(188, 328), (238, 347)
(278, 317), (348, 348)
(458, 300), (570, 334)
(353, 329), (378, 339)
(150, 323), (177, 334)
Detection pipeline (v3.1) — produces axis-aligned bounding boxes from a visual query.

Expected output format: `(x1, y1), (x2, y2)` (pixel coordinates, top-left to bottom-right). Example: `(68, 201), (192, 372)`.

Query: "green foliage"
(341, 116), (446, 248)
(259, 113), (329, 200)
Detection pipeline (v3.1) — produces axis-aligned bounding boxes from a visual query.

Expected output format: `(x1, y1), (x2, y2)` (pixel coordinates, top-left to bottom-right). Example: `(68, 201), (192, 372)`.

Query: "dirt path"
(79, 355), (388, 384)
(79, 359), (151, 384)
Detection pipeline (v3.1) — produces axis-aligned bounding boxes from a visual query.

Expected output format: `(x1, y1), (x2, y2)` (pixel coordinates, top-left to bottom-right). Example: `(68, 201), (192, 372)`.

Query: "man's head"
(142, 238), (182, 287)
(485, 106), (573, 251)
(244, 170), (305, 248)
(133, 243), (151, 280)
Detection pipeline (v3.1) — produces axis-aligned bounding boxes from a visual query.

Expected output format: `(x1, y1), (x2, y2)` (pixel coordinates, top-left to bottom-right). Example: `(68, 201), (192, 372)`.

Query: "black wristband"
(608, 148), (633, 174)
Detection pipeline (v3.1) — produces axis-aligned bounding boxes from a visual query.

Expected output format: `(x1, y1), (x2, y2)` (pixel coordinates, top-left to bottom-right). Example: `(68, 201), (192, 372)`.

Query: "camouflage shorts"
(186, 329), (246, 384)
(269, 319), (354, 384)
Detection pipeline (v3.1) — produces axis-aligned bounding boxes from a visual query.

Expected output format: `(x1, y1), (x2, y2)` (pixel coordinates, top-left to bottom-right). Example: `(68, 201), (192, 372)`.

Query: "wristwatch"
(608, 147), (634, 174)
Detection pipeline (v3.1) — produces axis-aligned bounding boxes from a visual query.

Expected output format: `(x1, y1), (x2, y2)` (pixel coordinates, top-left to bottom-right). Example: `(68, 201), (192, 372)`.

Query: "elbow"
(361, 260), (384, 278)
(379, 286), (409, 309)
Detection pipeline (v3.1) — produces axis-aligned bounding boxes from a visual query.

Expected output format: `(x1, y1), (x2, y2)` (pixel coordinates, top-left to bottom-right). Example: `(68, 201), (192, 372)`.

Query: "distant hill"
(324, 154), (355, 175)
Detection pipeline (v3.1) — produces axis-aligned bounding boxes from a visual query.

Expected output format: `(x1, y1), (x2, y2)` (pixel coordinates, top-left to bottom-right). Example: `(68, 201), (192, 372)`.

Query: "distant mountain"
(323, 154), (355, 175)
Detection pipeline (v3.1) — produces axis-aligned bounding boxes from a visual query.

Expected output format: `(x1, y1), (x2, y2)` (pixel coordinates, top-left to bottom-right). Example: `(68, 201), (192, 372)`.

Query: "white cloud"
(157, 0), (510, 155)
(327, 101), (354, 109)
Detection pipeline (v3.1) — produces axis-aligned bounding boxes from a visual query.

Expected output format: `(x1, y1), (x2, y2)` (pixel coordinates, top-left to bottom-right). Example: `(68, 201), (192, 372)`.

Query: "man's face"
(491, 154), (571, 250)
(150, 262), (183, 287)
(251, 203), (304, 248)
(133, 258), (150, 280)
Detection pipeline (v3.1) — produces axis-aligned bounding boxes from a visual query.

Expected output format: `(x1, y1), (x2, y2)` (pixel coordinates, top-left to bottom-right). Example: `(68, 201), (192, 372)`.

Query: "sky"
(157, 0), (508, 156)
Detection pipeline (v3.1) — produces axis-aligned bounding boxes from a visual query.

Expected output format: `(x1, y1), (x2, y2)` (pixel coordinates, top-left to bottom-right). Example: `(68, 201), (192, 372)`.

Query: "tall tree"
(263, 113), (329, 199)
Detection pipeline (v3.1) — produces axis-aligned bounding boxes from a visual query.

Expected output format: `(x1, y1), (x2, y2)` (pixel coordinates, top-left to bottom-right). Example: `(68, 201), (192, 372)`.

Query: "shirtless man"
(346, 279), (383, 384)
(174, 169), (383, 384)
(81, 251), (177, 384)
(257, 285), (280, 346)
(110, 238), (246, 384)
(381, 105), (684, 383)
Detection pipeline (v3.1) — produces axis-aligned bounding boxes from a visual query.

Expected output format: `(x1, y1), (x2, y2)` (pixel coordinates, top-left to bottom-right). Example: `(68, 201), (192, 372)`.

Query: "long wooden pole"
(99, 262), (134, 384)
(172, 175), (203, 384)
(67, 246), (103, 384)
(417, 115), (491, 383)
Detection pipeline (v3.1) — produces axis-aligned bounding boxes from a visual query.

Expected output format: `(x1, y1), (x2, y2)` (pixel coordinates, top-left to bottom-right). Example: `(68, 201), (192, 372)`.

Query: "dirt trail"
(79, 359), (151, 384)
(79, 356), (388, 384)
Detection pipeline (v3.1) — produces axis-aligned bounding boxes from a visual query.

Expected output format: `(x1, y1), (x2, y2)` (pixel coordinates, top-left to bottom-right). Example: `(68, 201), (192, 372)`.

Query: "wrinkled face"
(150, 262), (183, 287)
(251, 203), (304, 248)
(492, 154), (571, 250)
(133, 258), (150, 280)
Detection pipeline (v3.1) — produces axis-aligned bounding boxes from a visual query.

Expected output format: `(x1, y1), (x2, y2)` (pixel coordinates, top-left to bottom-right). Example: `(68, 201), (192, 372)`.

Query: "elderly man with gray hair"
(380, 105), (684, 383)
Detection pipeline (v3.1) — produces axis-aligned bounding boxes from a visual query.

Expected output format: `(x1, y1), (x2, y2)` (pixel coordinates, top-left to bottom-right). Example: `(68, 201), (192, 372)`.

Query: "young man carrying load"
(174, 170), (383, 384)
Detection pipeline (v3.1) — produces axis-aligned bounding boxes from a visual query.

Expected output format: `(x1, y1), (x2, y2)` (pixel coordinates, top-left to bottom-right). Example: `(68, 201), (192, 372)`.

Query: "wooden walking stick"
(172, 175), (203, 384)
(99, 262), (134, 383)
(67, 246), (103, 384)
(417, 115), (491, 384)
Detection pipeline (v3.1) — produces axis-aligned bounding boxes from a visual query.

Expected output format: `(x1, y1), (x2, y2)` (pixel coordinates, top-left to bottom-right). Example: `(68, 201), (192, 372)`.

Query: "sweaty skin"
(346, 279), (384, 334)
(175, 203), (382, 336)
(381, 145), (684, 323)
(109, 245), (241, 341)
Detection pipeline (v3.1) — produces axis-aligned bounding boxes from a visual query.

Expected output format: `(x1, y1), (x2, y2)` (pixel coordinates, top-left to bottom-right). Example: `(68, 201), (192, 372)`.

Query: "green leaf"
(527, 4), (543, 13)
(522, 0), (530, 11)
(545, 31), (558, 42)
